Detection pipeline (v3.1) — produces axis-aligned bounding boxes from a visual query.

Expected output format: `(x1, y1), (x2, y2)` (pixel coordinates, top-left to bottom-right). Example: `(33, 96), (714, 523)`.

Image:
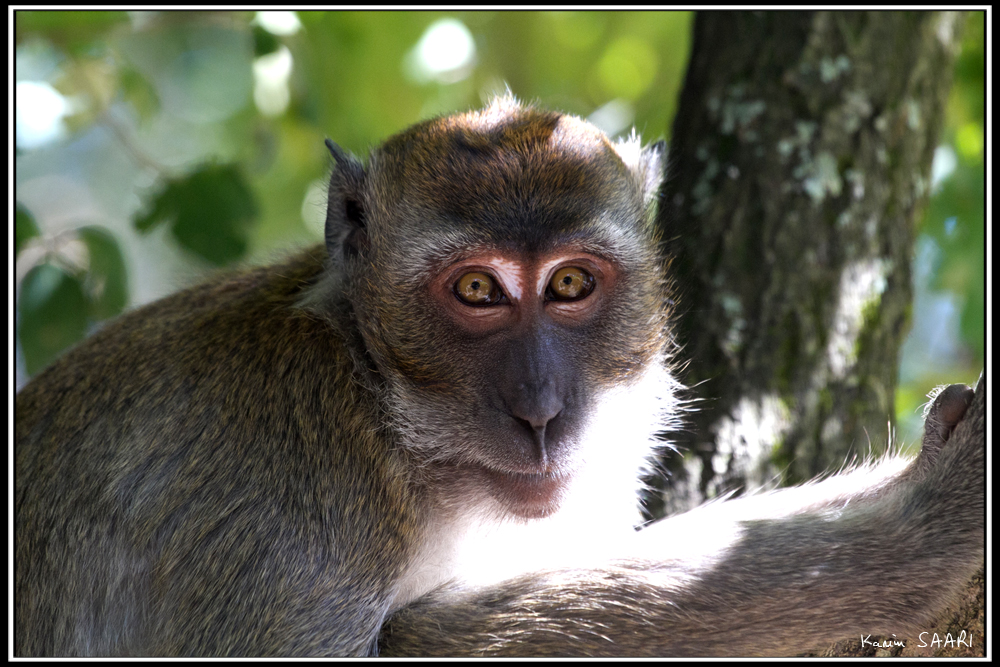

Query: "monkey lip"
(479, 466), (569, 519)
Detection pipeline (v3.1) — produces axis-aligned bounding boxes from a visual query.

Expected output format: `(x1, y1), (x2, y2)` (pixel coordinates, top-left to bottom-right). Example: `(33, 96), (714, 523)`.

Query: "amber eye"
(548, 267), (595, 301)
(454, 272), (503, 306)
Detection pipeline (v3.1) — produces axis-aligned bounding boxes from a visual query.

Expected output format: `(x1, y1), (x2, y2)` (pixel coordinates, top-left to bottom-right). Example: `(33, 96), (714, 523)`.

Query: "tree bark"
(649, 10), (966, 515)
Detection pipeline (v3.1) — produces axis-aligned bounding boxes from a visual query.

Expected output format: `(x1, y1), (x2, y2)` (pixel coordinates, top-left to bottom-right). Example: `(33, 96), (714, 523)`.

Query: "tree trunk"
(649, 10), (966, 515)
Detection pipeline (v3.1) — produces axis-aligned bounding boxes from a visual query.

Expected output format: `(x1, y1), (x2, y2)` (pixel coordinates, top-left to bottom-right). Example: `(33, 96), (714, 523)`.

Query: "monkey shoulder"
(18, 246), (337, 430)
(15, 244), (409, 506)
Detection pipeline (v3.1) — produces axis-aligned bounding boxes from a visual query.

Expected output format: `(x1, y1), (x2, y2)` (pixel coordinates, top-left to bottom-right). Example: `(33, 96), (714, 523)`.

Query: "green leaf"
(18, 263), (89, 375)
(78, 226), (129, 320)
(15, 203), (40, 257)
(134, 163), (259, 265)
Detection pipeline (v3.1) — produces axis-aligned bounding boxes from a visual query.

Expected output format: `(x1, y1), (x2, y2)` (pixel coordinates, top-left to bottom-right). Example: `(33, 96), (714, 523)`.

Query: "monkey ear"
(614, 134), (667, 208)
(324, 139), (368, 262)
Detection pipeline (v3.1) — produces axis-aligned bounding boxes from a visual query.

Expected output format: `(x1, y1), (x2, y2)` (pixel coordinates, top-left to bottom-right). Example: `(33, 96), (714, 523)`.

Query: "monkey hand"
(906, 372), (985, 554)
(905, 381), (978, 482)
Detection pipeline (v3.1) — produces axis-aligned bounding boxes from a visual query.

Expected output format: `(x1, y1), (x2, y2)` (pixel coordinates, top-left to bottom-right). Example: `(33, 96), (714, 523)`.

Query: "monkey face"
(418, 249), (627, 517)
(365, 239), (671, 521)
(328, 99), (674, 520)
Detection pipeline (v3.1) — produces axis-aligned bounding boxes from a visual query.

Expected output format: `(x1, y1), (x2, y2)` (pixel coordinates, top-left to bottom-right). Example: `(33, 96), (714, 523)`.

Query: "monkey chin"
(479, 467), (571, 520)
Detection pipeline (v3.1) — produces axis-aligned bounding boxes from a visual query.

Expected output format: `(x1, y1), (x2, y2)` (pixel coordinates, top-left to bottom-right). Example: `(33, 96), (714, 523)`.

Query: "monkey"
(14, 97), (984, 657)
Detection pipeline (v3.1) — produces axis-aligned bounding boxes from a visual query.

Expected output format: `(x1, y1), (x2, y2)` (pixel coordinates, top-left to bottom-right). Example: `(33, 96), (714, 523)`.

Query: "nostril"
(513, 416), (536, 434)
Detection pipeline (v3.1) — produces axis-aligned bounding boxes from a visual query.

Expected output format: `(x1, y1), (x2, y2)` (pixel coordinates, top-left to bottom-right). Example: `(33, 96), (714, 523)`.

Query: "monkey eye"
(454, 271), (505, 306)
(548, 267), (595, 301)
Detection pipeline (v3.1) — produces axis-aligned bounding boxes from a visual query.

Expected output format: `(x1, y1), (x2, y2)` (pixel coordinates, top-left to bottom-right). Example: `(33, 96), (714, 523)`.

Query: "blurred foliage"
(13, 10), (986, 441)
(929, 14), (984, 360)
(19, 263), (90, 374)
(15, 203), (40, 256)
(135, 163), (259, 265)
(896, 11), (986, 445)
(77, 226), (129, 320)
(16, 207), (129, 373)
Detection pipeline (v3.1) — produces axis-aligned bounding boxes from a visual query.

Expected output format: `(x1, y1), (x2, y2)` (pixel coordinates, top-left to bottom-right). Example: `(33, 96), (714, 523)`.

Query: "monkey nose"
(510, 382), (564, 427)
(507, 389), (564, 467)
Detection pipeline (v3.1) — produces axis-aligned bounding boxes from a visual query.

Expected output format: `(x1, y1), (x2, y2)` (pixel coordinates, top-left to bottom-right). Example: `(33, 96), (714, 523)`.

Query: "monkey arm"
(379, 376), (985, 657)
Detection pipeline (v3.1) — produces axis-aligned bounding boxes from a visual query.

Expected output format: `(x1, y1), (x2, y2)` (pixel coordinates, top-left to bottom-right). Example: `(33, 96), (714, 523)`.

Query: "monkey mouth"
(479, 466), (569, 519)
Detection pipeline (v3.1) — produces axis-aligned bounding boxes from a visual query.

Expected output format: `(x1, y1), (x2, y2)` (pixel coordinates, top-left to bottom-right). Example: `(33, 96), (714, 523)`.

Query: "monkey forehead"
(380, 99), (619, 162)
(370, 106), (642, 220)
(445, 100), (620, 162)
